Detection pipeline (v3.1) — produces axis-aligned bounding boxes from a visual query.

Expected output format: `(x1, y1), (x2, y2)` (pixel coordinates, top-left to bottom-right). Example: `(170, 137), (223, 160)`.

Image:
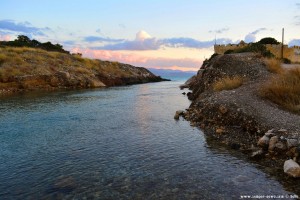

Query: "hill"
(148, 68), (196, 80)
(0, 46), (166, 94)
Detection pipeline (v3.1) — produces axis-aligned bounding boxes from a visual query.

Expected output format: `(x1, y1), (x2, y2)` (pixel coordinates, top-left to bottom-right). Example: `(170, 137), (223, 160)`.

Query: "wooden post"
(281, 28), (284, 59)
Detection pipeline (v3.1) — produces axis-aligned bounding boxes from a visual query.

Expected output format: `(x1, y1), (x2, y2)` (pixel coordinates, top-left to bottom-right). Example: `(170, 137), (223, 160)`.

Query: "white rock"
(284, 159), (300, 178)
(257, 135), (270, 147)
(268, 136), (278, 151)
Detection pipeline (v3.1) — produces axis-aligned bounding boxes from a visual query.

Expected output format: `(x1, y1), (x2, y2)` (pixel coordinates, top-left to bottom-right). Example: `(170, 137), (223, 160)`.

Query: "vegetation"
(0, 35), (69, 53)
(260, 68), (300, 114)
(264, 58), (283, 74)
(0, 46), (139, 82)
(257, 37), (280, 45)
(225, 37), (280, 58)
(213, 76), (244, 91)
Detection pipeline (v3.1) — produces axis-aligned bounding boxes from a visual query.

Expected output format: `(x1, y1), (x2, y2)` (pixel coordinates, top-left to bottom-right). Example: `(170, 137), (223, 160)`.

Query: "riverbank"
(179, 53), (300, 178)
(0, 46), (167, 95)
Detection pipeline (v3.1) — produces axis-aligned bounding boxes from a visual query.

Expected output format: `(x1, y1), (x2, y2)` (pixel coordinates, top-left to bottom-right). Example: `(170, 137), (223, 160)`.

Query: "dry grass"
(264, 58), (283, 74)
(0, 54), (7, 65)
(260, 67), (300, 114)
(213, 76), (244, 91)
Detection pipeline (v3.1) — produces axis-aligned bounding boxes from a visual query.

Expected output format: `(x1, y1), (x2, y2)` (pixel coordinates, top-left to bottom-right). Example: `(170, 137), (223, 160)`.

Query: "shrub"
(260, 68), (300, 114)
(264, 58), (283, 74)
(0, 54), (7, 66)
(213, 76), (244, 91)
(258, 37), (280, 45)
(224, 50), (234, 54)
(282, 58), (291, 64)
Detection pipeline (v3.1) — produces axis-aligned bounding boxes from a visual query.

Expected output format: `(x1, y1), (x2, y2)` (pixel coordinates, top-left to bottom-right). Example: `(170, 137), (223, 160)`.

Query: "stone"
(251, 149), (264, 160)
(286, 147), (299, 159)
(182, 92), (186, 95)
(268, 136), (278, 152)
(54, 176), (77, 191)
(265, 130), (275, 138)
(219, 105), (228, 114)
(278, 129), (288, 133)
(274, 141), (287, 151)
(287, 139), (298, 149)
(216, 128), (225, 134)
(284, 159), (300, 178)
(257, 135), (269, 147)
(174, 110), (184, 120)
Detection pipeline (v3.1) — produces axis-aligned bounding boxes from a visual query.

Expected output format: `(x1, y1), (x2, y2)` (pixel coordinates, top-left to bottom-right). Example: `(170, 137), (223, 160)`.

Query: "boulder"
(257, 135), (269, 147)
(265, 130), (275, 137)
(268, 136), (278, 152)
(274, 141), (287, 151)
(287, 139), (298, 149)
(283, 159), (300, 178)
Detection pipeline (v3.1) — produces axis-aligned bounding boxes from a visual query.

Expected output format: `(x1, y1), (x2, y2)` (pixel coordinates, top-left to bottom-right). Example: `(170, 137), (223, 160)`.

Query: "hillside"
(0, 46), (166, 94)
(180, 53), (300, 178)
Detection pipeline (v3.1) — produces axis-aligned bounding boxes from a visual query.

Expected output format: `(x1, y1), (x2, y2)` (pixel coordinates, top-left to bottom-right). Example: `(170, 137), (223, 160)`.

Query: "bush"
(258, 37), (280, 45)
(264, 58), (283, 74)
(282, 58), (291, 64)
(260, 68), (300, 114)
(213, 76), (244, 91)
(0, 54), (7, 66)
(224, 50), (234, 54)
(235, 43), (274, 58)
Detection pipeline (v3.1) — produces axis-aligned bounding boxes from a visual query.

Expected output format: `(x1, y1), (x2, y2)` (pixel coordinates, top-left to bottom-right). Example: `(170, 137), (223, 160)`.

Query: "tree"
(258, 37), (280, 45)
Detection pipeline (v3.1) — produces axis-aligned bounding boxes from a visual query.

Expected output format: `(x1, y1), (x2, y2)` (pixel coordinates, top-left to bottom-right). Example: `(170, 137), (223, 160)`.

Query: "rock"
(286, 147), (299, 159)
(174, 110), (184, 120)
(257, 135), (269, 147)
(268, 136), (278, 152)
(278, 129), (288, 133)
(283, 159), (300, 178)
(182, 92), (186, 95)
(274, 141), (287, 151)
(53, 176), (77, 191)
(218, 105), (228, 114)
(265, 130), (275, 138)
(287, 139), (298, 149)
(215, 128), (225, 134)
(57, 71), (71, 79)
(250, 149), (264, 160)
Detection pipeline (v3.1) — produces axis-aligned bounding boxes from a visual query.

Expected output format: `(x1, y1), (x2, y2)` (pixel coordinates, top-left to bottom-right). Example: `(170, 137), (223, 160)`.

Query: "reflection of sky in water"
(0, 81), (297, 199)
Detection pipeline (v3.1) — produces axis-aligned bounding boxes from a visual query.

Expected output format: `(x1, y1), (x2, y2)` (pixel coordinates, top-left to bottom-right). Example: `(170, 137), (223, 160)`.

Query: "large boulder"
(284, 159), (300, 178)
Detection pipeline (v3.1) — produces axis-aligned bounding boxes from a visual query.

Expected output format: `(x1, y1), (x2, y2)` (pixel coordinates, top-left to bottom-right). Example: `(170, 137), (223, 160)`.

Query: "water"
(0, 80), (296, 199)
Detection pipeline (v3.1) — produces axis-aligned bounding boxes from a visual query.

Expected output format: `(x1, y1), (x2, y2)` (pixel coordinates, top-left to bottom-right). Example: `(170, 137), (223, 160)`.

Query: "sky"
(0, 0), (300, 71)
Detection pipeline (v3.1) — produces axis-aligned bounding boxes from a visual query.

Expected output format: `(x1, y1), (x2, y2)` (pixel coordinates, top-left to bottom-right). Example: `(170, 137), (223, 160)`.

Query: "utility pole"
(281, 28), (284, 59)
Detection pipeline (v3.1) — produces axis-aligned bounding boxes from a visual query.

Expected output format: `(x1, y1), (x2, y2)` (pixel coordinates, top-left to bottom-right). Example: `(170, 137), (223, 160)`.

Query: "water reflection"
(0, 81), (297, 199)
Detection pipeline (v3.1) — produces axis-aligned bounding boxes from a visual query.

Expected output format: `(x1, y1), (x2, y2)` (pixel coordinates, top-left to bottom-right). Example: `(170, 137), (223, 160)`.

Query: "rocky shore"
(0, 47), (167, 95)
(178, 53), (300, 178)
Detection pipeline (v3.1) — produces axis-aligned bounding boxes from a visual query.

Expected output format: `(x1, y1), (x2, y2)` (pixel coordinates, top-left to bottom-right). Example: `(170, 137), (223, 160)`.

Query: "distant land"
(148, 68), (197, 80)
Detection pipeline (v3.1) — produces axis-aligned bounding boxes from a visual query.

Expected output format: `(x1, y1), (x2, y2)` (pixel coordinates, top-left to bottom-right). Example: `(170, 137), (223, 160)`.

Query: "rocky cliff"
(180, 53), (300, 178)
(0, 46), (167, 94)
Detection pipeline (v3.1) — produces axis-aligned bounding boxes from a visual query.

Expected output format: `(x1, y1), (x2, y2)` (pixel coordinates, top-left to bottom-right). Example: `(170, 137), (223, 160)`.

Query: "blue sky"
(1, 0), (300, 71)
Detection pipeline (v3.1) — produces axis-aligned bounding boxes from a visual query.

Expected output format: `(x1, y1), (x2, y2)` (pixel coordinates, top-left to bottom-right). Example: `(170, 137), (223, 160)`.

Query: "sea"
(0, 77), (297, 199)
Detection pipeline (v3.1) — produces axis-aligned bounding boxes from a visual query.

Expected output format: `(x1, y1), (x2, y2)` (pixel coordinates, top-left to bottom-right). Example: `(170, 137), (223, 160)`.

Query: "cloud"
(0, 20), (48, 36)
(162, 37), (233, 48)
(209, 27), (230, 34)
(71, 47), (202, 71)
(94, 30), (161, 50)
(244, 28), (267, 43)
(296, 3), (300, 8)
(0, 34), (10, 41)
(91, 30), (233, 51)
(288, 39), (300, 46)
(84, 36), (124, 43)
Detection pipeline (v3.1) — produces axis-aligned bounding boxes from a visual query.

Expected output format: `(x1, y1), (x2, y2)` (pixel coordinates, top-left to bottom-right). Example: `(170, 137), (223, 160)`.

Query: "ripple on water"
(0, 81), (297, 199)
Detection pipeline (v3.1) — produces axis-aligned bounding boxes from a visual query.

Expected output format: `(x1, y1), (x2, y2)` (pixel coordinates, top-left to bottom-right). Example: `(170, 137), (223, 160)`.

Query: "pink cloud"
(71, 47), (202, 71)
(0, 34), (11, 41)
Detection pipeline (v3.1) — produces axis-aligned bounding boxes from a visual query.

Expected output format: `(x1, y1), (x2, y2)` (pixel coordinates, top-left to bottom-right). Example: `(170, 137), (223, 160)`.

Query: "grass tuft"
(213, 76), (244, 91)
(264, 58), (283, 74)
(260, 67), (300, 114)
